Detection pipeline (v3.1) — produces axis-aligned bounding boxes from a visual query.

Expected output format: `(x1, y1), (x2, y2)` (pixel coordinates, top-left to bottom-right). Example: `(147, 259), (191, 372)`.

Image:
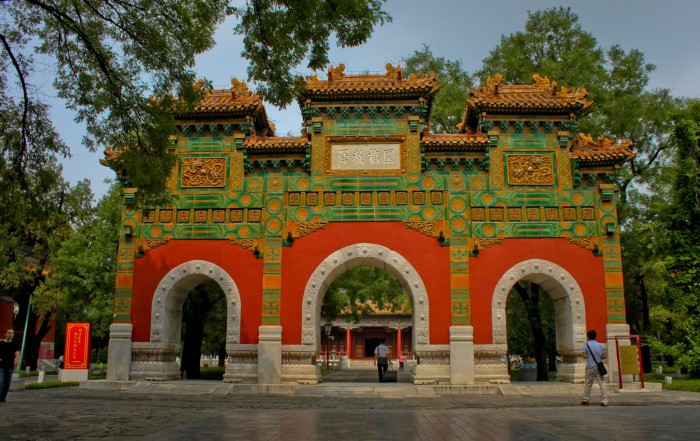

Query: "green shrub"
(25, 381), (79, 390)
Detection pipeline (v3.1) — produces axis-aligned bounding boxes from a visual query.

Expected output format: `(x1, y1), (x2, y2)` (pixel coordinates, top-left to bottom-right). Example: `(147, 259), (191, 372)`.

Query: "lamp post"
(324, 321), (332, 370)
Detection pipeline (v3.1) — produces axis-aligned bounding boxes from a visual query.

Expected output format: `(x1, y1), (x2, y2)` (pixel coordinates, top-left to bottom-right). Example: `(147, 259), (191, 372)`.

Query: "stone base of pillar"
(412, 347), (450, 384)
(556, 362), (586, 383)
(257, 326), (282, 384)
(223, 346), (257, 383)
(449, 326), (474, 385)
(129, 343), (180, 381)
(281, 348), (319, 384)
(106, 323), (133, 381)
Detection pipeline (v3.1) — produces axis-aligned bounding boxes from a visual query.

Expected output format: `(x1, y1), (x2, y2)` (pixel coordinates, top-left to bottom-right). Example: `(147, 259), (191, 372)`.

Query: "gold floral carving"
(230, 239), (256, 250)
(181, 157), (227, 188)
(294, 222), (327, 238)
(144, 239), (169, 251)
(478, 238), (504, 249)
(567, 238), (592, 249)
(506, 154), (555, 186)
(405, 221), (438, 237)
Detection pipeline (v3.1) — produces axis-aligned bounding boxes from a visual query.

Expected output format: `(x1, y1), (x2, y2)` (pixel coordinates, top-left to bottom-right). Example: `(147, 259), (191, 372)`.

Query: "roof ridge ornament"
(231, 78), (253, 99)
(385, 63), (402, 80)
(483, 74), (503, 93)
(532, 74), (556, 94)
(328, 64), (345, 81)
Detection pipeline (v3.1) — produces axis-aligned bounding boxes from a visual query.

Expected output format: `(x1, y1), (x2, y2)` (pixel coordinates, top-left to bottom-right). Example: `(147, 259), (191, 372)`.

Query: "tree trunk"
(181, 321), (204, 379)
(218, 342), (226, 367)
(514, 282), (549, 381)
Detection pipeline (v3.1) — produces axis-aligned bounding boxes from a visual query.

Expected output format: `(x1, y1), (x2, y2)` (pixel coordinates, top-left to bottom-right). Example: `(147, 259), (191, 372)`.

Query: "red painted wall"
(131, 241), (263, 343)
(281, 222), (452, 345)
(130, 233), (608, 349)
(469, 238), (608, 344)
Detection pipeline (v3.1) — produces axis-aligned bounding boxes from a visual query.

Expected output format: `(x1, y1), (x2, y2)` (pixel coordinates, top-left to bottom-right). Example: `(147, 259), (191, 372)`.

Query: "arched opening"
(492, 259), (587, 383)
(292, 243), (436, 384)
(130, 260), (241, 381)
(506, 282), (557, 382)
(319, 264), (413, 382)
(180, 281), (227, 380)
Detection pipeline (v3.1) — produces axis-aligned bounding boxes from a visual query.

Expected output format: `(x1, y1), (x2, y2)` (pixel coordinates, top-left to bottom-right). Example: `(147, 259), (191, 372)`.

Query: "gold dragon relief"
(506, 154), (555, 186)
(181, 157), (227, 188)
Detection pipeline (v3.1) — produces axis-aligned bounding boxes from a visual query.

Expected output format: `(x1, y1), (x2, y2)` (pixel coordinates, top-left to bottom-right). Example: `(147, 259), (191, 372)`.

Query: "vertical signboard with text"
(65, 322), (91, 370)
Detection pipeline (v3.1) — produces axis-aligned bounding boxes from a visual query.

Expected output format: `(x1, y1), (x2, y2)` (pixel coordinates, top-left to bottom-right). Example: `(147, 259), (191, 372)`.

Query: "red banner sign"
(65, 322), (91, 369)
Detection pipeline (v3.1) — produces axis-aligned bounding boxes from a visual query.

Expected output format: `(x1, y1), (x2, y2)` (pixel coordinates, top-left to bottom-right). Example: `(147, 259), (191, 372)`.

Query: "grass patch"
(200, 366), (225, 380)
(25, 381), (79, 390)
(638, 373), (700, 392)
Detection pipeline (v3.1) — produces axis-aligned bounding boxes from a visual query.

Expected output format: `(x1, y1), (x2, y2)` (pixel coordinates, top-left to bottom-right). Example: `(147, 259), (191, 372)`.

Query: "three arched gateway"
(104, 65), (634, 385)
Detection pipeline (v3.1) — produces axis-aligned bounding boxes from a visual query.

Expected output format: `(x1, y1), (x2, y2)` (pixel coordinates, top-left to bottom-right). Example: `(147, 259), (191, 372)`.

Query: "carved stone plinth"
(413, 347), (450, 384)
(130, 343), (180, 381)
(224, 347), (258, 383)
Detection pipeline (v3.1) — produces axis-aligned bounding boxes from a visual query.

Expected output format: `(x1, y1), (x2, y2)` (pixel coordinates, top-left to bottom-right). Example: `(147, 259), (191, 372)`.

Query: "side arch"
(149, 260), (241, 346)
(300, 243), (430, 353)
(491, 259), (587, 352)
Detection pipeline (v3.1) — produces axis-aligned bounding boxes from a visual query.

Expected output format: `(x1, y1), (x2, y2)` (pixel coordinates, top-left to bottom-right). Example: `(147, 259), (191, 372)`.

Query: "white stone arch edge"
(150, 260), (241, 345)
(301, 243), (430, 352)
(492, 258), (587, 351)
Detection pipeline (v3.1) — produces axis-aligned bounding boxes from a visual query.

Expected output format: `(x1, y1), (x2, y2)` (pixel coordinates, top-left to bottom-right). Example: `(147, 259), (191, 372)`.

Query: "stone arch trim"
(150, 260), (241, 345)
(301, 243), (430, 350)
(491, 259), (586, 348)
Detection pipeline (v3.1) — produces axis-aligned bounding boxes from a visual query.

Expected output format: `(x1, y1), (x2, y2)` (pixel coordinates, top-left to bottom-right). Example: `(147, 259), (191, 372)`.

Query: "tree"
(402, 45), (473, 133)
(33, 182), (122, 358)
(233, 0), (391, 108)
(2, 0), (390, 203)
(645, 100), (700, 376)
(321, 265), (410, 322)
(0, 153), (94, 369)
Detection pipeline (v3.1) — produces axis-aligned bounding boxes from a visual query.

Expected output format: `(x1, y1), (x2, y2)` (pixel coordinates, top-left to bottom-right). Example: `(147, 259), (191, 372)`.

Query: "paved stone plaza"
(1, 382), (699, 440)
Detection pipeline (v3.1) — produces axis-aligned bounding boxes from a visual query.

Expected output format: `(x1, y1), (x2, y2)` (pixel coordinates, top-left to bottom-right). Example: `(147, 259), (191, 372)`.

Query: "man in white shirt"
(373, 338), (389, 382)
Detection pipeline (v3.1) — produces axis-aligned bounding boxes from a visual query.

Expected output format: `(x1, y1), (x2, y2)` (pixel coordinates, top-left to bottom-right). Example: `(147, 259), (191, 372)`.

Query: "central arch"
(301, 243), (431, 355)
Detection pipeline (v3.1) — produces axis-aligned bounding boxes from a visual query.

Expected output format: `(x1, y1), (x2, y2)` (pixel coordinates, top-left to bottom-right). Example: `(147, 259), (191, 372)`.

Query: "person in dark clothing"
(0, 328), (20, 403)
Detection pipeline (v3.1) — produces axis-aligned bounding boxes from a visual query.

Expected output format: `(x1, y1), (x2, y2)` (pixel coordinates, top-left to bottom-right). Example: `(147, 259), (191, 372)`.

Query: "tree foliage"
(2, 0), (390, 203)
(402, 45), (472, 133)
(33, 182), (122, 340)
(643, 100), (700, 376)
(233, 0), (390, 108)
(0, 152), (94, 368)
(321, 265), (410, 323)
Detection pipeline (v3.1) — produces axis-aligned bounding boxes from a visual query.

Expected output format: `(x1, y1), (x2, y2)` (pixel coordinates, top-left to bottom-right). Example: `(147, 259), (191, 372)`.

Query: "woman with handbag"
(581, 329), (609, 406)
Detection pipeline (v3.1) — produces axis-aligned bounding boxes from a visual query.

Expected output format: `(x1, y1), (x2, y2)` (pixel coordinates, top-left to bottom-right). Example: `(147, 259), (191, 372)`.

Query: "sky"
(55, 0), (700, 200)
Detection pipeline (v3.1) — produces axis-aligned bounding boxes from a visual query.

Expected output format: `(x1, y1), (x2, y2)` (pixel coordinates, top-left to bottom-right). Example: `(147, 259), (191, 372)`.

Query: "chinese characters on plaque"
(330, 143), (401, 171)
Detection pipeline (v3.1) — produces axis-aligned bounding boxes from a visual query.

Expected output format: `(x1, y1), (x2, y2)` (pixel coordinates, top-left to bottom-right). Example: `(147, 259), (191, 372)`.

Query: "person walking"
(373, 338), (389, 382)
(399, 354), (405, 371)
(581, 329), (608, 406)
(0, 328), (20, 403)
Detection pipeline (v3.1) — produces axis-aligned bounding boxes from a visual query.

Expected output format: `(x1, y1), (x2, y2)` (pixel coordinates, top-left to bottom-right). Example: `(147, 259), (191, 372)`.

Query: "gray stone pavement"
(1, 378), (699, 441)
